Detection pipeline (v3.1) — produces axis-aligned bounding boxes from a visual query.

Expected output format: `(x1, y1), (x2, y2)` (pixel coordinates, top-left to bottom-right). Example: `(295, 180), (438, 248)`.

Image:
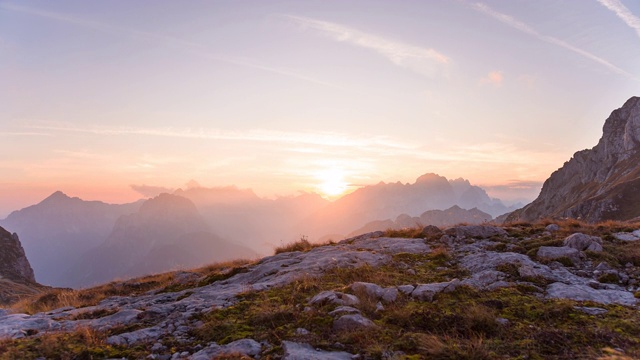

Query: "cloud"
(283, 15), (449, 77)
(26, 123), (416, 150)
(597, 0), (640, 39)
(480, 70), (504, 86)
(471, 2), (636, 79)
(130, 184), (175, 198)
(0, 3), (337, 88)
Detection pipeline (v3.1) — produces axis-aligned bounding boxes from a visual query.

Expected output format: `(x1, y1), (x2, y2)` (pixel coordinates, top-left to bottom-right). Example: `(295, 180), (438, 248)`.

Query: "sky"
(1, 0), (640, 217)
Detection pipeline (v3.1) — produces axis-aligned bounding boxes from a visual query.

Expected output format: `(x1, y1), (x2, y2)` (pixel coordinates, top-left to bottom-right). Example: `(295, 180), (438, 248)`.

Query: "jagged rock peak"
(138, 193), (200, 215)
(415, 173), (448, 185)
(508, 96), (640, 222)
(601, 96), (640, 156)
(0, 226), (36, 283)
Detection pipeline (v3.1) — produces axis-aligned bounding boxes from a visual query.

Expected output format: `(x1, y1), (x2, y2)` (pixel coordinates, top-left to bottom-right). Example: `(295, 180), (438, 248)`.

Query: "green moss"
(598, 273), (620, 284)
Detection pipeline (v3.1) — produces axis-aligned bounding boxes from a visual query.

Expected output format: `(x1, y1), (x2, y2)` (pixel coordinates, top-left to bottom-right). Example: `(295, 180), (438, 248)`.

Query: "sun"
(316, 168), (348, 198)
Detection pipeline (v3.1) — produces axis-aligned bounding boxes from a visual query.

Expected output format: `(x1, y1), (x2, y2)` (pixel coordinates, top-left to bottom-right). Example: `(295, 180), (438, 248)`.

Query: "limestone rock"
(189, 339), (262, 360)
(574, 306), (608, 315)
(545, 224), (560, 232)
(282, 341), (355, 360)
(309, 291), (359, 307)
(421, 225), (444, 238)
(613, 232), (640, 241)
(537, 246), (582, 265)
(411, 279), (460, 301)
(0, 227), (36, 284)
(332, 314), (377, 331)
(350, 282), (398, 303)
(546, 282), (637, 306)
(508, 97), (640, 222)
(563, 233), (603, 252)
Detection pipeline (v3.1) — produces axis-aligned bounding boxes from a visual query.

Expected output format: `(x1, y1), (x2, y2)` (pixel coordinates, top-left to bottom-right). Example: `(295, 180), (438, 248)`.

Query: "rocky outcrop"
(0, 227), (35, 284)
(0, 227), (44, 305)
(508, 96), (640, 222)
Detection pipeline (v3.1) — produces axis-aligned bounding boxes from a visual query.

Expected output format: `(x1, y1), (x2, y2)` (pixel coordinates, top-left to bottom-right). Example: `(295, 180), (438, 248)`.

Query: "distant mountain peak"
(41, 190), (71, 203)
(415, 173), (447, 184)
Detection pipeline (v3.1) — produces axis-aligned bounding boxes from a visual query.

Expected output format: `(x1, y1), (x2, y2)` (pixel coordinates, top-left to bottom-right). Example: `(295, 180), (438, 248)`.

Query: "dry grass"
(383, 226), (424, 238)
(274, 236), (335, 255)
(11, 258), (256, 315)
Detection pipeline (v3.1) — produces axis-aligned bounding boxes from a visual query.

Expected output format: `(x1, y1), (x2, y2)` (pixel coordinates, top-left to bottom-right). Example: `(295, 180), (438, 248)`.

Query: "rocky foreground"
(1, 222), (640, 359)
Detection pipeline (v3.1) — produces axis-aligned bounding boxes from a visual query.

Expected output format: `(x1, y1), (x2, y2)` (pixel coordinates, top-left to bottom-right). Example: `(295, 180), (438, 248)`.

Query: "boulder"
(537, 246), (581, 265)
(411, 279), (460, 301)
(574, 306), (608, 315)
(421, 225), (443, 238)
(282, 341), (355, 360)
(546, 282), (637, 306)
(332, 314), (377, 331)
(613, 232), (640, 241)
(397, 285), (415, 295)
(462, 270), (507, 289)
(350, 282), (398, 303)
(309, 291), (359, 307)
(545, 224), (560, 232)
(563, 233), (603, 252)
(190, 339), (262, 360)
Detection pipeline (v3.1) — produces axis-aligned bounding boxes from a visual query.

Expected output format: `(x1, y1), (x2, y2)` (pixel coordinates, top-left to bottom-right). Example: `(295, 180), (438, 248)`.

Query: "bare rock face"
(508, 96), (640, 222)
(0, 226), (35, 284)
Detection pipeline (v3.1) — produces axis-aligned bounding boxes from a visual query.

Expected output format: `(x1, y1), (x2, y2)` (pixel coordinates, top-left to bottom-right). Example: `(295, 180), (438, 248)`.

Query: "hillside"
(1, 221), (640, 359)
(63, 193), (257, 288)
(508, 96), (640, 222)
(349, 205), (493, 236)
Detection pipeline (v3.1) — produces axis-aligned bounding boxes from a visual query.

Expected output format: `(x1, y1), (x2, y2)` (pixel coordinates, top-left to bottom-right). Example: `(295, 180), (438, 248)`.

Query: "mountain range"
(0, 174), (516, 288)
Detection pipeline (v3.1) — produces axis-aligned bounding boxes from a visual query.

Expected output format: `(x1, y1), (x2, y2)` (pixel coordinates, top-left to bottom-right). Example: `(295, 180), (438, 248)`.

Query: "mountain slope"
(349, 205), (493, 236)
(508, 96), (640, 222)
(65, 193), (256, 287)
(0, 192), (142, 286)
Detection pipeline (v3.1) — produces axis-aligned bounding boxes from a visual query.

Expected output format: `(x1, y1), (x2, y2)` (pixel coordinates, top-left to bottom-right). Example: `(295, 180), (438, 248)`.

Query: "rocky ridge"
(1, 222), (640, 358)
(349, 205), (492, 236)
(0, 226), (44, 305)
(508, 96), (640, 222)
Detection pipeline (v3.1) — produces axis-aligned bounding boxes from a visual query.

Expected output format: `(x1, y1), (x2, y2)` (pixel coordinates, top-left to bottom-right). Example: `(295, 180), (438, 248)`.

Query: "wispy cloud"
(471, 2), (636, 79)
(0, 3), (337, 88)
(597, 0), (640, 39)
(480, 70), (504, 86)
(26, 123), (416, 150)
(283, 15), (449, 77)
(0, 131), (52, 137)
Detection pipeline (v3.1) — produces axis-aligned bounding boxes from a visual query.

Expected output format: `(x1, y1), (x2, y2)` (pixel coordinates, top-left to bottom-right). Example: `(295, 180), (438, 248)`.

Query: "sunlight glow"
(316, 168), (349, 198)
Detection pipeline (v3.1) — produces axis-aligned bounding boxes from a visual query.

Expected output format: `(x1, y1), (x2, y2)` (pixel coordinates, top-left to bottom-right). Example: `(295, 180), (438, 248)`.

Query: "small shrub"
(598, 273), (620, 284)
(275, 236), (314, 254)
